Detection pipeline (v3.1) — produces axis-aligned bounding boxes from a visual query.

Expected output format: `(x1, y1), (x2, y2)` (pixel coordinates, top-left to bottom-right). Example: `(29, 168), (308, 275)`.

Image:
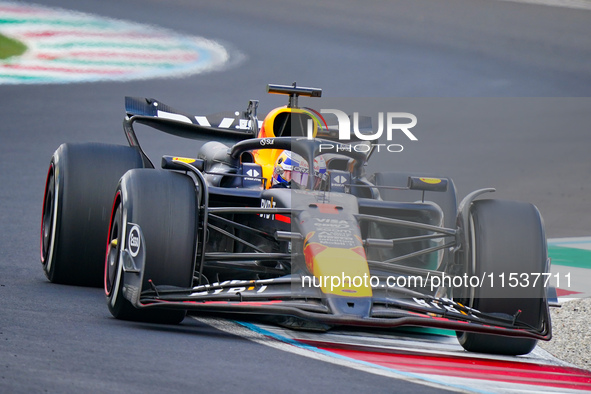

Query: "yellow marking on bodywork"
(254, 107), (321, 188)
(173, 157), (196, 164)
(311, 247), (372, 297)
(419, 177), (442, 184)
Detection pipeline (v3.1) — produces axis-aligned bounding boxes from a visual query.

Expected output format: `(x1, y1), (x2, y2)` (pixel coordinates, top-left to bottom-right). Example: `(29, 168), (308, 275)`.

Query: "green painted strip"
(0, 33), (27, 59)
(0, 74), (55, 81)
(394, 326), (456, 337)
(47, 58), (177, 68)
(548, 245), (591, 269)
(38, 42), (190, 51)
(0, 18), (112, 29)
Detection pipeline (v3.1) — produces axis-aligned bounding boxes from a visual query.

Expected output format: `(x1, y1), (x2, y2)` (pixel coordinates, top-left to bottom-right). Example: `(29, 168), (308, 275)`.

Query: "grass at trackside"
(0, 33), (27, 60)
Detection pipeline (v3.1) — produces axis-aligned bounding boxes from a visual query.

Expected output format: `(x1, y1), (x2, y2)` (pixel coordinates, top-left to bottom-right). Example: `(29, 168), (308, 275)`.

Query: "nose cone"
(304, 244), (373, 297)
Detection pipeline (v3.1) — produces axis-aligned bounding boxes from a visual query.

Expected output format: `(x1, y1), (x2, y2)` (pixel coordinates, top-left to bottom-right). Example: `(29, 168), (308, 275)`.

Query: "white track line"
(494, 0), (591, 10)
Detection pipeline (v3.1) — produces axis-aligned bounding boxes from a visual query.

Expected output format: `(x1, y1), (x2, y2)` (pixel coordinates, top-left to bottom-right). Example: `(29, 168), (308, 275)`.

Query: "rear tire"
(105, 169), (197, 324)
(456, 199), (548, 355)
(40, 143), (145, 287)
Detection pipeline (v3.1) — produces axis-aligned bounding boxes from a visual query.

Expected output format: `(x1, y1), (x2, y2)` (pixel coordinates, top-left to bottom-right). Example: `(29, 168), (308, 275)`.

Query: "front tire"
(40, 143), (145, 287)
(456, 199), (548, 355)
(105, 169), (198, 324)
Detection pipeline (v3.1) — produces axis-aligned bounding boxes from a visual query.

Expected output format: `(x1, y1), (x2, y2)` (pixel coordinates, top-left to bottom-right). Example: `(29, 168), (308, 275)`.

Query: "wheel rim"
(468, 213), (477, 308)
(105, 196), (122, 297)
(40, 163), (55, 266)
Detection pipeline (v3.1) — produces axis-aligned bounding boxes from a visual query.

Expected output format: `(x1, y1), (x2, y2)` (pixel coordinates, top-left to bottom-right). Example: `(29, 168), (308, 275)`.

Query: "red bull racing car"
(40, 84), (553, 355)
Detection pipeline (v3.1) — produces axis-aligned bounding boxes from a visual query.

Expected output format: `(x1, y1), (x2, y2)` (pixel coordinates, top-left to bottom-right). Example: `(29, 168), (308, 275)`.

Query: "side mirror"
(407, 176), (448, 192)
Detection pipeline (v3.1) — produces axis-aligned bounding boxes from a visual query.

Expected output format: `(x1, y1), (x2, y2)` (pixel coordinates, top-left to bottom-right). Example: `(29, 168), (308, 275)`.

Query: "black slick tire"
(105, 169), (197, 324)
(40, 143), (145, 287)
(456, 199), (548, 356)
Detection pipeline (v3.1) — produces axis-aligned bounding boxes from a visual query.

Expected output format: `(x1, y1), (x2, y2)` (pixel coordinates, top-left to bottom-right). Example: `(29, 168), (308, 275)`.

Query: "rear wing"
(124, 96), (258, 146)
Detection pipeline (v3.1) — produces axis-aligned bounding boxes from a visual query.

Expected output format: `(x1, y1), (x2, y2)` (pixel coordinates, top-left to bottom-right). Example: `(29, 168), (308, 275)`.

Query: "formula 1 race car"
(40, 83), (552, 356)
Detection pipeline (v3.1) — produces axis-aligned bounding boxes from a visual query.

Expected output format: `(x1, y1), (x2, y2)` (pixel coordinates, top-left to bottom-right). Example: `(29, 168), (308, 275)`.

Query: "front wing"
(123, 275), (551, 341)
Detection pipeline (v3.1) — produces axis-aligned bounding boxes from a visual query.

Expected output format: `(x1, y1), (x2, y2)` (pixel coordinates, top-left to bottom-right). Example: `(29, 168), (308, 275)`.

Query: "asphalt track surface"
(1, 0), (590, 393)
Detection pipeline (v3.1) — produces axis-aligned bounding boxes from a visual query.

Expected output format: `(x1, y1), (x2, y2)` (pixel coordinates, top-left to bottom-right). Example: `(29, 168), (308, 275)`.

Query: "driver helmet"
(272, 151), (327, 189)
